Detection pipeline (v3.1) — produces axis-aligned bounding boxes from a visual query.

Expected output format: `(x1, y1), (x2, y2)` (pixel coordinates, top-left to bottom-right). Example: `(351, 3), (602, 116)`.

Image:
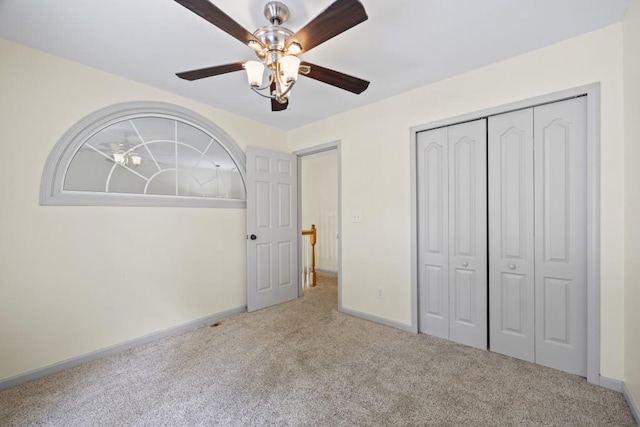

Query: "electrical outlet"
(377, 287), (383, 299)
(352, 211), (362, 223)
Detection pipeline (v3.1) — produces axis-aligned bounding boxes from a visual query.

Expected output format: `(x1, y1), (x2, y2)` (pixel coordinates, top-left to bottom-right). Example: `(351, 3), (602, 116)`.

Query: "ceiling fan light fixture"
(112, 150), (142, 167)
(287, 42), (302, 55)
(244, 60), (265, 87)
(280, 55), (300, 82)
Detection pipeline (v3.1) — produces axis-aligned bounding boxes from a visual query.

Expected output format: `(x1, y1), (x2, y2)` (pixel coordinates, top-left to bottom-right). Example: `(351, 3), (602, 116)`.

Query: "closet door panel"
(534, 97), (587, 376)
(448, 119), (487, 350)
(488, 108), (535, 362)
(417, 128), (449, 339)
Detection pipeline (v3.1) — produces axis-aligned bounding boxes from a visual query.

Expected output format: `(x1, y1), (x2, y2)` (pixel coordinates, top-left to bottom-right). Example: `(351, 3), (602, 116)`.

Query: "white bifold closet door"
(534, 98), (588, 375)
(488, 108), (536, 362)
(489, 97), (587, 376)
(417, 119), (487, 350)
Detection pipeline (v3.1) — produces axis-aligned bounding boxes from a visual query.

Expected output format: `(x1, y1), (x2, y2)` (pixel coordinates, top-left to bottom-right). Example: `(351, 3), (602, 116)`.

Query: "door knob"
(508, 264), (516, 270)
(462, 261), (469, 267)
(250, 234), (257, 240)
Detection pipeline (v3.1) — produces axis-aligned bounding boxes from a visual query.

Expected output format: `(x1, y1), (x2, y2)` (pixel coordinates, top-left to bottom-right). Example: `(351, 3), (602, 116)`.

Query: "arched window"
(41, 102), (246, 208)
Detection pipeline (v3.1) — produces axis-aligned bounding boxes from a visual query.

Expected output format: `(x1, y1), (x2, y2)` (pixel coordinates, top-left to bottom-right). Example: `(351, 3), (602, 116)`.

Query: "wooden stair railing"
(302, 224), (317, 287)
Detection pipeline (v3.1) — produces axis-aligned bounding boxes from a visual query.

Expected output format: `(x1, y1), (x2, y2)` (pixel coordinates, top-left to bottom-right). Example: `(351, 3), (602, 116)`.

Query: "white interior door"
(246, 146), (298, 312)
(488, 108), (535, 362)
(448, 120), (487, 350)
(534, 97), (587, 376)
(417, 127), (450, 339)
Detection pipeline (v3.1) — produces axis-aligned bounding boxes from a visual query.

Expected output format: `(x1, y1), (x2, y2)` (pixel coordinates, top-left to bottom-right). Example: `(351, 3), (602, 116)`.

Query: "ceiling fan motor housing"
(253, 26), (294, 53)
(253, 2), (297, 67)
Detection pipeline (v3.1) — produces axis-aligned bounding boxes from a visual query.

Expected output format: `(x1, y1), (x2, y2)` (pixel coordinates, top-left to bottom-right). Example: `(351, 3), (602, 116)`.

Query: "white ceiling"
(0, 0), (630, 130)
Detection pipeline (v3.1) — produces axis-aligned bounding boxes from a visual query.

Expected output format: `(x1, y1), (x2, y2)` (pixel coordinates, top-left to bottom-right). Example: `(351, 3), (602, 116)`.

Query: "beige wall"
(624, 0), (640, 411)
(301, 152), (338, 272)
(0, 39), (287, 381)
(288, 24), (626, 380)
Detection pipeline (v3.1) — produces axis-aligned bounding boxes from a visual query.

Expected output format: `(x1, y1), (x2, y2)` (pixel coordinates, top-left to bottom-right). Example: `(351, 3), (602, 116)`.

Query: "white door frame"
(409, 83), (601, 386)
(294, 140), (343, 310)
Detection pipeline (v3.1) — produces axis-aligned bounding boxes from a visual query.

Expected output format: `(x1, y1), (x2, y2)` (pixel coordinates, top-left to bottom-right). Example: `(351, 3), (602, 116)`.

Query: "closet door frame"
(409, 83), (600, 386)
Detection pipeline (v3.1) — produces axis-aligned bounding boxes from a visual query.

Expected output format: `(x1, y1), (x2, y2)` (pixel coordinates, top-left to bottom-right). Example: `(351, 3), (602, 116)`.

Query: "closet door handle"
(461, 261), (469, 267)
(508, 264), (516, 270)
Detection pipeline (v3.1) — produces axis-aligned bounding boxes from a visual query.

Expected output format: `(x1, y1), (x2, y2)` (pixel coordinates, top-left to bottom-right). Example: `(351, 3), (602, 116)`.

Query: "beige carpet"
(0, 273), (635, 426)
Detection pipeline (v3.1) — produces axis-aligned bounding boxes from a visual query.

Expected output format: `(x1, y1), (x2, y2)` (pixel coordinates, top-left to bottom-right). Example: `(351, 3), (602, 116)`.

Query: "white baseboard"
(623, 382), (640, 425)
(315, 268), (338, 274)
(599, 375), (623, 392)
(600, 377), (639, 424)
(340, 307), (414, 333)
(0, 305), (246, 390)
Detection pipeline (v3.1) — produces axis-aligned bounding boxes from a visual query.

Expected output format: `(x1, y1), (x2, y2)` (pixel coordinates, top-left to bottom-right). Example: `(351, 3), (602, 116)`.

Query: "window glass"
(41, 102), (247, 208)
(64, 117), (246, 200)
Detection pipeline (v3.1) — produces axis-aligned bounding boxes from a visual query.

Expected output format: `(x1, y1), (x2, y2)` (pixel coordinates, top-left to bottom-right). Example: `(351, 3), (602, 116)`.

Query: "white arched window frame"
(40, 102), (247, 208)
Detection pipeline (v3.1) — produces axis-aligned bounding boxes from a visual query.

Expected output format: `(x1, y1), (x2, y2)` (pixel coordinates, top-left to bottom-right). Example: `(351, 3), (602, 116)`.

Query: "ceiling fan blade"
(286, 0), (367, 54)
(176, 62), (245, 81)
(300, 62), (369, 94)
(174, 0), (260, 46)
(271, 82), (289, 111)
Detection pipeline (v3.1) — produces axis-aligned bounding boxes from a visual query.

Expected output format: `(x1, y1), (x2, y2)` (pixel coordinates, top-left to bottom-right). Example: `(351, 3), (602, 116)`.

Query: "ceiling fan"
(174, 0), (370, 111)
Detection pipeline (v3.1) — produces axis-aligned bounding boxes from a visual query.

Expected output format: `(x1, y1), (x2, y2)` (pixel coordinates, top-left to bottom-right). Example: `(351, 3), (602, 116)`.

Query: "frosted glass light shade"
(244, 61), (265, 87)
(113, 152), (125, 165)
(280, 56), (300, 82)
(287, 42), (302, 55)
(130, 152), (142, 166)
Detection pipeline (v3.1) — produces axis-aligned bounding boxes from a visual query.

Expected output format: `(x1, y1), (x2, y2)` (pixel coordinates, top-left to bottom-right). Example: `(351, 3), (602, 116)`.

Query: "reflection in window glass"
(64, 117), (246, 201)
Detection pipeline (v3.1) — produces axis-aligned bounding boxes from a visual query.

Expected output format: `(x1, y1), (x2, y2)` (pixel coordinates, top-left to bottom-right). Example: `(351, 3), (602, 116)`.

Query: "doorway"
(295, 141), (342, 307)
